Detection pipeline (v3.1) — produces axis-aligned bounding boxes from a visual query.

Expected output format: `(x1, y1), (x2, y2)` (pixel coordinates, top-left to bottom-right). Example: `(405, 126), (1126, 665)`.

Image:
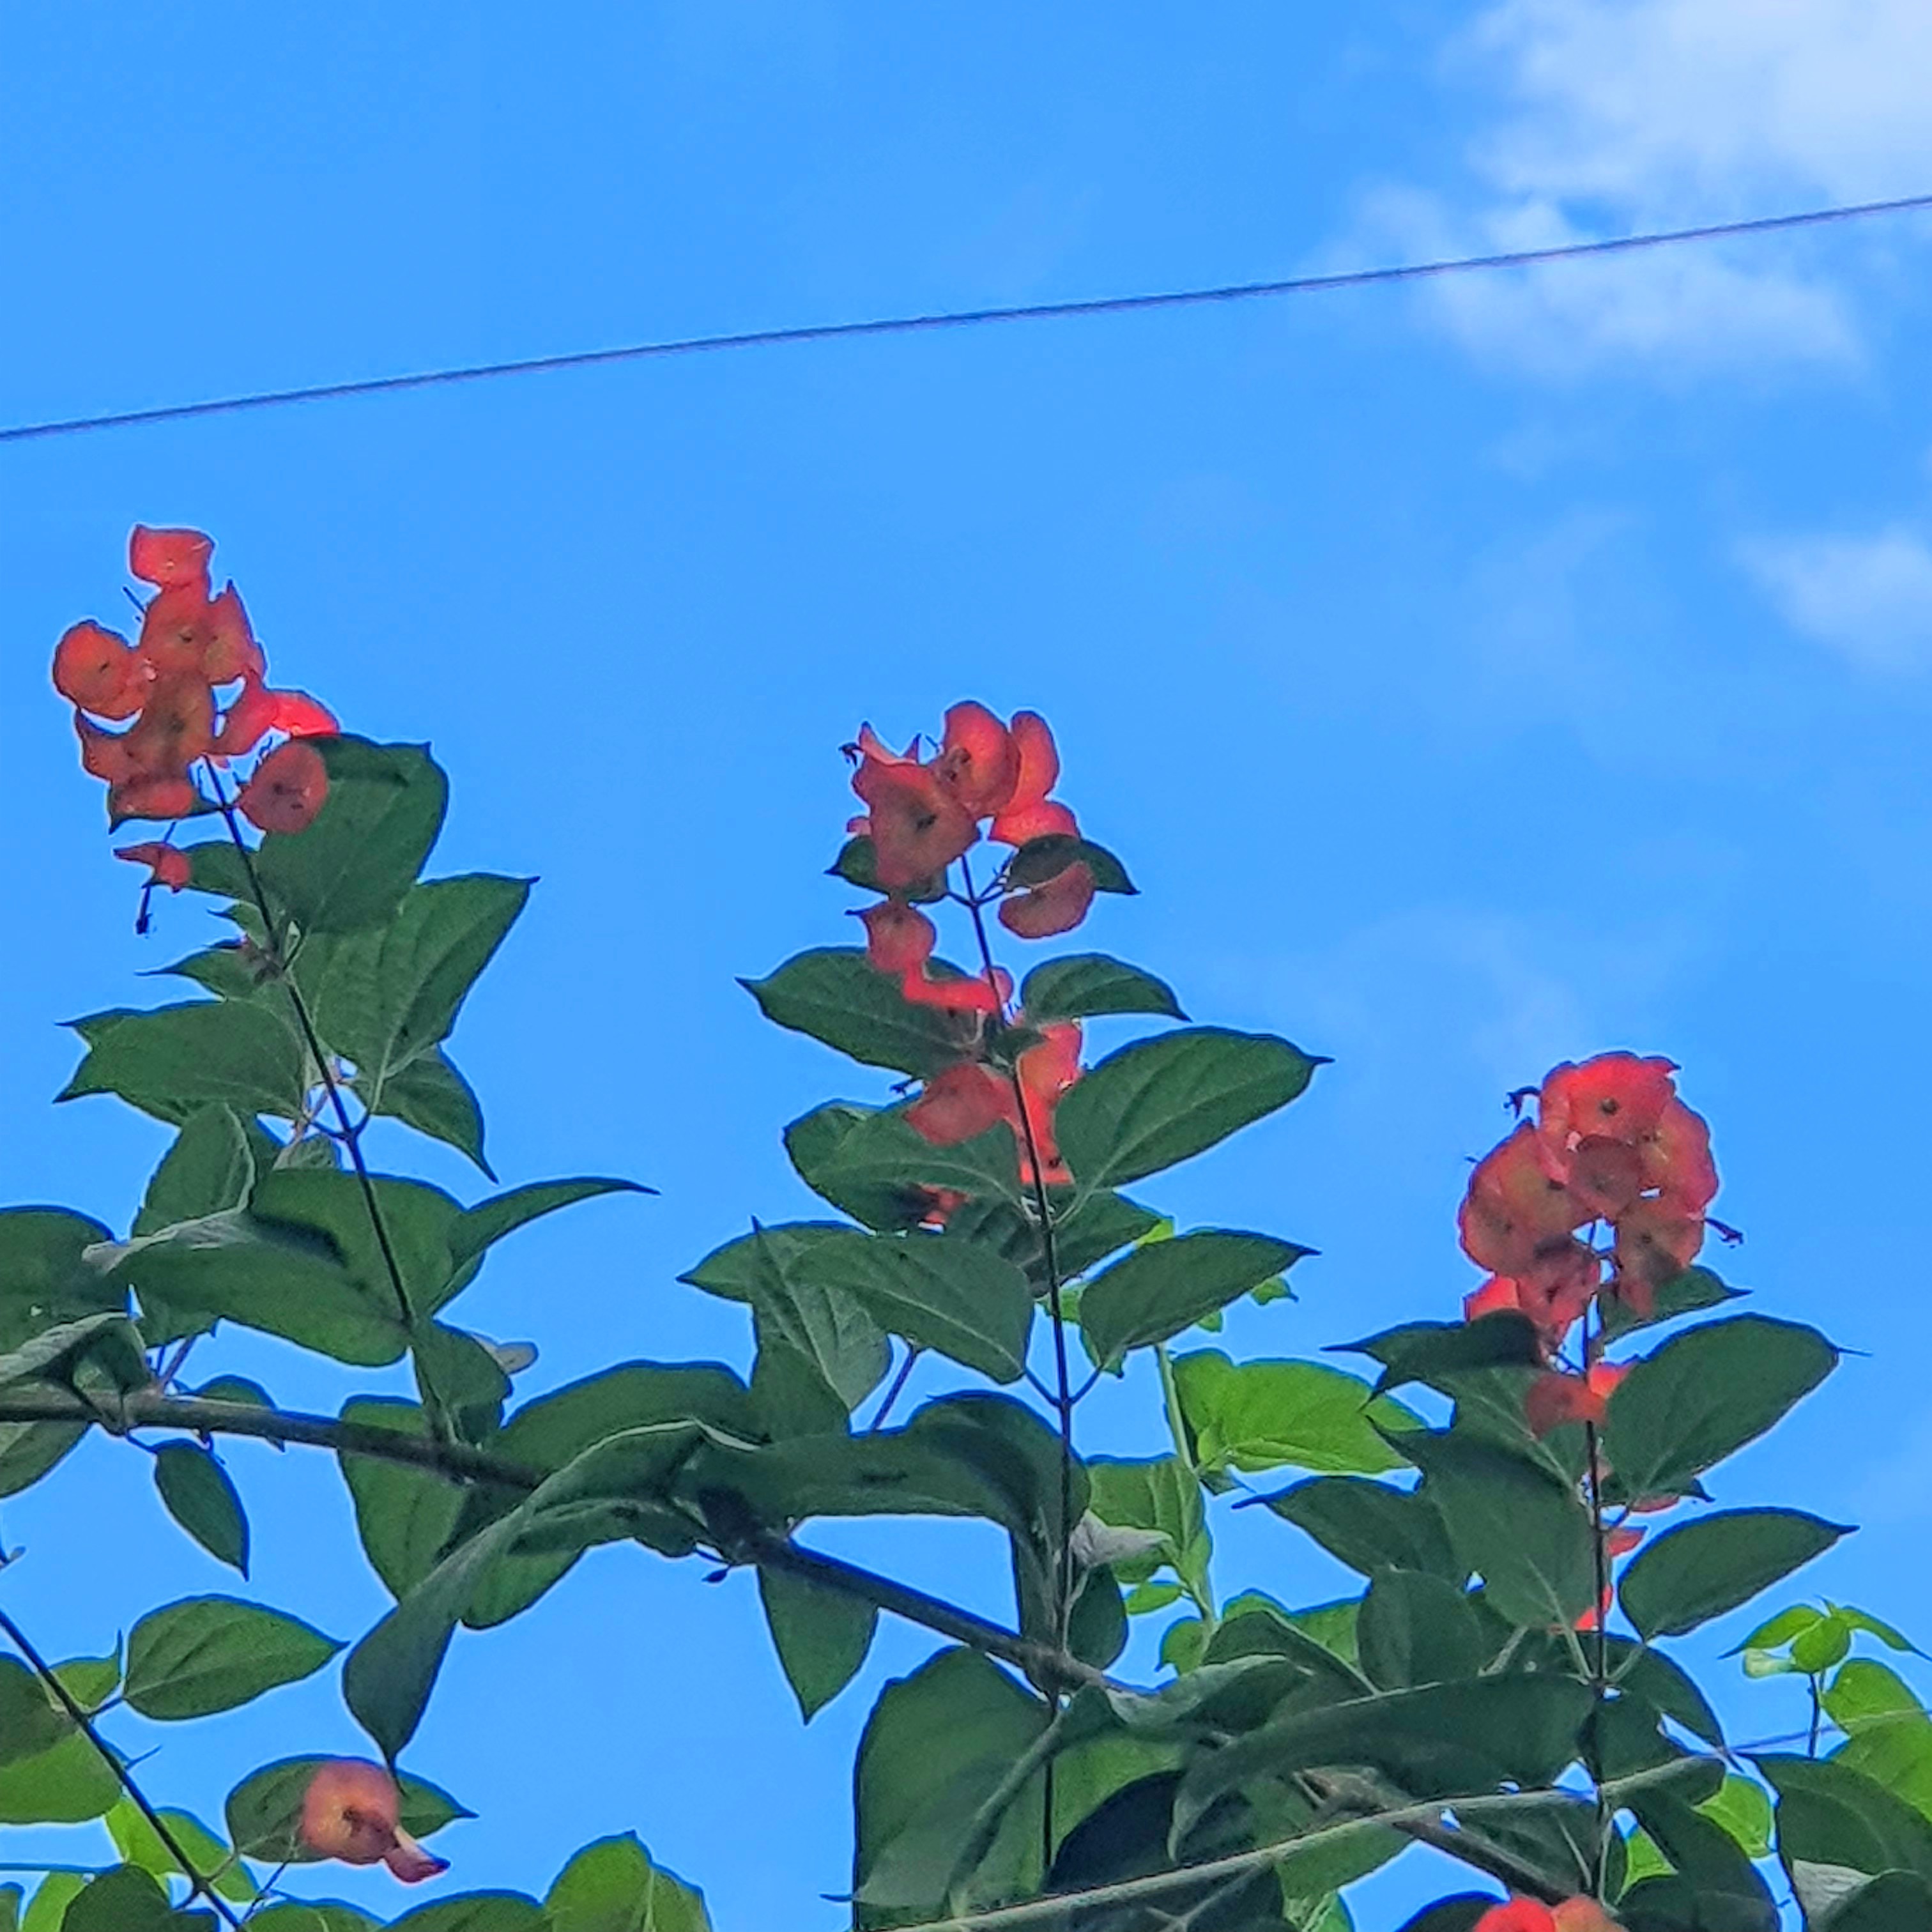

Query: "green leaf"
(0, 1313), (132, 1387)
(682, 1223), (891, 1413)
(338, 1399), (467, 1598)
(1759, 1751), (1932, 1885)
(151, 1443), (250, 1575)
(0, 1422), (86, 1499)
(784, 1103), (927, 1231)
(789, 1228), (1033, 1384)
(809, 1108), (1025, 1211)
(1599, 1264), (1744, 1341)
(1248, 1475), (1460, 1582)
(105, 1798), (256, 1903)
(224, 1757), (469, 1862)
(0, 1730), (120, 1823)
(236, 1908), (382, 1932)
(448, 1176), (650, 1269)
(742, 947), (979, 1076)
(825, 834), (946, 902)
(1019, 954), (1186, 1023)
(1050, 1190), (1165, 1282)
(360, 1048), (493, 1177)
(545, 1833), (712, 1931)
(134, 1106), (264, 1236)
(1085, 1456), (1209, 1593)
(1078, 1231), (1310, 1368)
(1394, 1431), (1597, 1629)
(20, 1874), (84, 1932)
(1620, 1508), (1850, 1639)
(1006, 834), (1135, 894)
(1356, 1571), (1484, 1690)
(123, 1597), (343, 1719)
(1181, 1675), (1593, 1828)
(253, 737), (448, 936)
(1337, 1314), (1544, 1397)
(854, 1646), (1049, 1916)
(98, 1206), (406, 1367)
(1698, 1775), (1774, 1860)
(58, 1000), (307, 1125)
(1173, 1351), (1416, 1477)
(52, 1649), (121, 1715)
(757, 1566), (878, 1720)
(0, 1658), (67, 1767)
(310, 873), (528, 1095)
(1609, 1637), (1726, 1747)
(387, 1898), (544, 1932)
(1603, 1315), (1839, 1502)
(54, 1866), (206, 1932)
(0, 1208), (120, 1353)
(492, 1362), (756, 1478)
(1055, 1026), (1324, 1188)
(252, 1166), (458, 1321)
(1810, 1872), (1932, 1929)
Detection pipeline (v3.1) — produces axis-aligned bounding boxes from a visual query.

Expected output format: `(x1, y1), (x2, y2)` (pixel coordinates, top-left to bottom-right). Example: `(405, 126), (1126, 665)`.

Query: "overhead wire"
(4, 190), (1931, 447)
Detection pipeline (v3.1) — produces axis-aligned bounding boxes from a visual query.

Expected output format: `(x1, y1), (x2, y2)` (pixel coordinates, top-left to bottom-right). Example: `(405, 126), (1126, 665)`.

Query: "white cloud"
(1374, 0), (1932, 370)
(1742, 523), (1932, 670)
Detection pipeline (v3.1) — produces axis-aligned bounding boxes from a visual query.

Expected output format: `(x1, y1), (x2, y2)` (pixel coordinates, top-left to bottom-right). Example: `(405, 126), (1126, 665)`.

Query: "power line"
(6, 189), (1931, 448)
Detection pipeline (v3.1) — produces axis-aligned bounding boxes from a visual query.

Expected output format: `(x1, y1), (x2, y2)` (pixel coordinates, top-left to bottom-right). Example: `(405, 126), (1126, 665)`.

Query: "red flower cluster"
(1475, 1899), (1618, 1932)
(298, 1759), (447, 1884)
(1459, 1052), (1717, 1338)
(906, 1019), (1083, 1190)
(54, 527), (338, 852)
(847, 703), (1096, 953)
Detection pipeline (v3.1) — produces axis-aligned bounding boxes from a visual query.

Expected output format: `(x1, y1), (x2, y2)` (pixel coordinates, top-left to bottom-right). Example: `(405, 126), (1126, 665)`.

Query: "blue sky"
(6, 3), (1932, 1925)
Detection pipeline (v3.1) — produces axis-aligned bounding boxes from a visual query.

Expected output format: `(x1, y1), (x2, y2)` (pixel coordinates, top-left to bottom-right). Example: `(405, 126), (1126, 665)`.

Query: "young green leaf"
(1078, 1230), (1310, 1368)
(1174, 1351), (1416, 1478)
(544, 1834), (712, 1932)
(124, 1596), (343, 1719)
(1619, 1508), (1851, 1639)
(151, 1441), (250, 1576)
(1055, 1027), (1324, 1189)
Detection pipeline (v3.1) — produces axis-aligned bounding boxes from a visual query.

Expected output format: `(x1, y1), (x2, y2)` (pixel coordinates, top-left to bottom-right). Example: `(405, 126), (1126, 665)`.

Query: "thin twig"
(201, 762), (447, 1437)
(867, 1346), (923, 1432)
(0, 1607), (243, 1928)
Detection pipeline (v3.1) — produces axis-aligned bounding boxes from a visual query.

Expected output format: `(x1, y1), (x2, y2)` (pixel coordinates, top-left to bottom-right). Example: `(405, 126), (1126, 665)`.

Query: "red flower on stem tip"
(1537, 1053), (1678, 1166)
(53, 622), (146, 721)
(931, 701), (1020, 817)
(850, 754), (978, 891)
(988, 711), (1077, 847)
(128, 524), (213, 591)
(1459, 1124), (1591, 1286)
(298, 1759), (448, 1884)
(905, 1021), (1082, 1190)
(113, 843), (191, 893)
(240, 739), (329, 834)
(900, 962), (1011, 1014)
(999, 859), (1096, 939)
(211, 673), (341, 760)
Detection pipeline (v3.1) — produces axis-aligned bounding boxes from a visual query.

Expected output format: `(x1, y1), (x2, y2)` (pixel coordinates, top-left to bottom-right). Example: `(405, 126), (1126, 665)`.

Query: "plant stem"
(866, 1346), (923, 1432)
(957, 850), (1077, 1873)
(201, 762), (447, 1438)
(1583, 1323), (1613, 1899)
(0, 1607), (242, 1928)
(1808, 1675), (1823, 1757)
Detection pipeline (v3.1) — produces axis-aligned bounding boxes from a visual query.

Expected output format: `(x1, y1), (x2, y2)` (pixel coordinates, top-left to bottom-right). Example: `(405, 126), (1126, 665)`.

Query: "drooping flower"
(114, 843), (191, 892)
(1458, 1124), (1590, 1285)
(298, 1759), (448, 1884)
(903, 1021), (1084, 1190)
(900, 963), (1010, 1014)
(999, 860), (1095, 939)
(1471, 1898), (1620, 1932)
(907, 1062), (1013, 1147)
(128, 525), (213, 591)
(240, 740), (329, 834)
(211, 675), (340, 760)
(53, 622), (147, 719)
(850, 752), (978, 891)
(1537, 1053), (1678, 1168)
(931, 702), (1020, 818)
(858, 900), (937, 976)
(988, 711), (1077, 847)
(1523, 1361), (1626, 1438)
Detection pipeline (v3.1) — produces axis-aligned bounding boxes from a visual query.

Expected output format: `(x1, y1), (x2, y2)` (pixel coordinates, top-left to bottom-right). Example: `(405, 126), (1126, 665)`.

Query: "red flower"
(850, 753), (978, 891)
(1612, 1198), (1706, 1316)
(212, 675), (342, 760)
(1538, 1054), (1678, 1166)
(907, 1062), (1013, 1146)
(1459, 1124), (1589, 1283)
(1637, 1098), (1717, 1211)
(109, 774), (199, 824)
(931, 702), (1020, 817)
(240, 740), (329, 834)
(900, 963), (1010, 1014)
(859, 900), (937, 976)
(129, 525), (213, 592)
(1606, 1525), (1644, 1558)
(1473, 1898), (1618, 1932)
(123, 672), (216, 778)
(114, 843), (191, 891)
(1523, 1361), (1625, 1438)
(298, 1759), (448, 1885)
(54, 622), (146, 720)
(989, 712), (1078, 846)
(999, 860), (1096, 939)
